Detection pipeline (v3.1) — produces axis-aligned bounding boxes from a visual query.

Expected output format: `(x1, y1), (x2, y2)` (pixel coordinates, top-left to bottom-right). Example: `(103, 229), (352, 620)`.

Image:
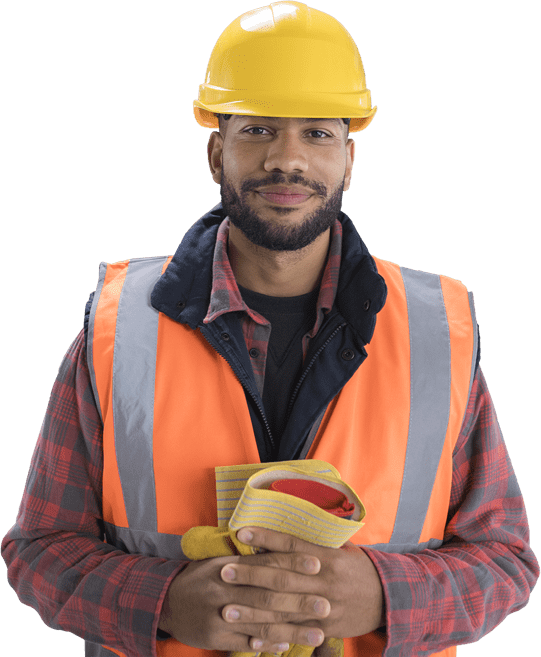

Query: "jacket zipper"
(286, 322), (347, 421)
(199, 327), (276, 455)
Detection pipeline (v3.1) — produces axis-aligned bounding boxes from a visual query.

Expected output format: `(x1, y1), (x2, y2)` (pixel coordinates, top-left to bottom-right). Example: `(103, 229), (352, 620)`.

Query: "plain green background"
(1, 1), (539, 654)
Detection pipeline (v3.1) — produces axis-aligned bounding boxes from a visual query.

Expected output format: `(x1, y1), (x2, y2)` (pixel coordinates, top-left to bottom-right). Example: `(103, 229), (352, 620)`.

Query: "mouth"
(256, 191), (312, 206)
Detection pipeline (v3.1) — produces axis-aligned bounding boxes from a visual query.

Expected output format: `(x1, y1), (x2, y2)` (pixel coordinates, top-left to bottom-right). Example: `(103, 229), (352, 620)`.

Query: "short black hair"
(216, 113), (350, 138)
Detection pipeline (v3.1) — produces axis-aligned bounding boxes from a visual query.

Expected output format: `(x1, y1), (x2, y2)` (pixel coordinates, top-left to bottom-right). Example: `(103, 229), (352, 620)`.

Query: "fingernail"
(304, 558), (319, 573)
(276, 643), (290, 652)
(314, 599), (329, 616)
(222, 566), (236, 581)
(238, 529), (253, 543)
(307, 630), (323, 646)
(253, 640), (263, 650)
(226, 608), (240, 620)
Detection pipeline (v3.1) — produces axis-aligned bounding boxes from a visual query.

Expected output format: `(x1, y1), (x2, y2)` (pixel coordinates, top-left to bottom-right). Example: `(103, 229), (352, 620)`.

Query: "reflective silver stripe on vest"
(104, 521), (188, 560)
(113, 257), (169, 531)
(364, 537), (444, 554)
(389, 267), (451, 544)
(103, 521), (442, 559)
(467, 292), (479, 404)
(87, 262), (108, 423)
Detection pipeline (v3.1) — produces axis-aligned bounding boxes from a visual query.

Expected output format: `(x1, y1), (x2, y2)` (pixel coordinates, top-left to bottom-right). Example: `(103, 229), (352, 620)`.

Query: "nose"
(263, 132), (309, 174)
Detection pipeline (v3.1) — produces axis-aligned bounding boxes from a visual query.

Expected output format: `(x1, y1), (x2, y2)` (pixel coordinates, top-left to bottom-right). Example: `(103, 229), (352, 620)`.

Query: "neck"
(228, 223), (331, 297)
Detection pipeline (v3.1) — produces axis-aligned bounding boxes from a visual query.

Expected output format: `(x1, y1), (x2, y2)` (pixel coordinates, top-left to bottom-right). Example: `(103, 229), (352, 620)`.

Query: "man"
(2, 2), (538, 657)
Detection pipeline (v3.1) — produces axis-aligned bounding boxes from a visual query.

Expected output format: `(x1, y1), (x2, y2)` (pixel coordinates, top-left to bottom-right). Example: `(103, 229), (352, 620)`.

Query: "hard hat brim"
(193, 104), (377, 132)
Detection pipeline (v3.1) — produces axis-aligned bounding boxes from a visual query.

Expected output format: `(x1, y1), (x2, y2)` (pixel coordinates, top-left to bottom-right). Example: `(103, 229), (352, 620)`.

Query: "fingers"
(222, 594), (331, 624)
(234, 622), (325, 651)
(246, 549), (321, 575)
(221, 561), (320, 595)
(216, 529), (332, 653)
(238, 528), (317, 556)
(220, 631), (291, 654)
(219, 555), (329, 654)
(213, 631), (290, 654)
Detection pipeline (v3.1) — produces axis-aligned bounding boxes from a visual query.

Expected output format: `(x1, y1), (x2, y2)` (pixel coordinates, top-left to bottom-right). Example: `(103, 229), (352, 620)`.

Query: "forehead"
(232, 116), (344, 128)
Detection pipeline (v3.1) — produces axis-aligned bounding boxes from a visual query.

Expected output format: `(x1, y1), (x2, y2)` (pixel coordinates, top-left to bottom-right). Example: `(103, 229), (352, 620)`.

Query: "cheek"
(313, 150), (347, 177)
(314, 167), (347, 192)
(225, 145), (262, 178)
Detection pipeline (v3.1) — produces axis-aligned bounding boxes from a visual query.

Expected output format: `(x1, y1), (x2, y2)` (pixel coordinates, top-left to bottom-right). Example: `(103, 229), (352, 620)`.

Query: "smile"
(256, 191), (312, 206)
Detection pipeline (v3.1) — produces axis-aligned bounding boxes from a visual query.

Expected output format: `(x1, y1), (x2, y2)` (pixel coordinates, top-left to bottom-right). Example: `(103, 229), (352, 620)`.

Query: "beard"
(220, 169), (345, 252)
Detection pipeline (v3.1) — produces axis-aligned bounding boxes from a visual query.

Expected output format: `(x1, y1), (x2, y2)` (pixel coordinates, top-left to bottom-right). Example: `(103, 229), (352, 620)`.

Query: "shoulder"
(83, 255), (173, 348)
(373, 256), (469, 292)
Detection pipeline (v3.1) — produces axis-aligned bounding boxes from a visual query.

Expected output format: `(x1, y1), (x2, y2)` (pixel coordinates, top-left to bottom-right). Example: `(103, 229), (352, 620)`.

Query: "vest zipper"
(199, 327), (276, 455)
(286, 322), (347, 421)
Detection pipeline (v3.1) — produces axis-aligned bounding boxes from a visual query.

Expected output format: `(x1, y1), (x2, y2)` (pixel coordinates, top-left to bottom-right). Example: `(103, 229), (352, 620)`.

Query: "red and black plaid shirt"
(204, 218), (342, 396)
(2, 223), (538, 656)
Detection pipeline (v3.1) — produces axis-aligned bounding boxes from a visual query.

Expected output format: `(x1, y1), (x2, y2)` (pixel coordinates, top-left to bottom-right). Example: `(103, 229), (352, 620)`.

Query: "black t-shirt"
(238, 284), (319, 447)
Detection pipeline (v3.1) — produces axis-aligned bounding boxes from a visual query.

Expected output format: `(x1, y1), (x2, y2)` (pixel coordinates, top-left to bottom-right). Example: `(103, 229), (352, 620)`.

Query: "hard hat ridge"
(194, 2), (377, 132)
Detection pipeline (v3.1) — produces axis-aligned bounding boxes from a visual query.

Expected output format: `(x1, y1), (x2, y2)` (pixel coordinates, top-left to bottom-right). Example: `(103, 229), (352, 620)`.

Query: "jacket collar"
(150, 202), (387, 345)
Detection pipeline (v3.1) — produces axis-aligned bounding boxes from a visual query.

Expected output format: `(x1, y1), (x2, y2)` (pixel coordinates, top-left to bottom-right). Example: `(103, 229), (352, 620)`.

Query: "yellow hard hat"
(194, 1), (377, 132)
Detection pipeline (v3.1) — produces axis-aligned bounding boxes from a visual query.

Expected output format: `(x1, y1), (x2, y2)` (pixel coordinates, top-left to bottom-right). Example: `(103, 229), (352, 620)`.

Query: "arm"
(364, 367), (539, 652)
(1, 331), (330, 655)
(1, 331), (187, 657)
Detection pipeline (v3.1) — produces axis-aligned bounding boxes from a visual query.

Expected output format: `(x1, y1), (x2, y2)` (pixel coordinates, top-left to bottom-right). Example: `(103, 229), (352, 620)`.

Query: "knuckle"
(259, 623), (274, 641)
(259, 588), (277, 609)
(283, 534), (298, 553)
(255, 552), (273, 567)
(273, 610), (290, 623)
(275, 570), (291, 591)
(273, 592), (291, 612)
(240, 607), (253, 622)
(242, 566), (256, 586)
(299, 594), (314, 613)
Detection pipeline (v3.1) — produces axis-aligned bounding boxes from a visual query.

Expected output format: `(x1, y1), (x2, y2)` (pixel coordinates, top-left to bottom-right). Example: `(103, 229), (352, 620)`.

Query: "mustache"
(241, 174), (327, 197)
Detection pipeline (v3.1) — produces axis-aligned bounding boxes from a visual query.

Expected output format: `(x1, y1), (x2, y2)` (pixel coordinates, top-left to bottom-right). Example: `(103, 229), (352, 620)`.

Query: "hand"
(159, 550), (331, 652)
(220, 528), (384, 640)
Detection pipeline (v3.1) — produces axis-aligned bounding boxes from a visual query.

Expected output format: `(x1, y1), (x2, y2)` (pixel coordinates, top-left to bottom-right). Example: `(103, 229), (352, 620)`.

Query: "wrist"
(158, 585), (174, 634)
(158, 563), (189, 635)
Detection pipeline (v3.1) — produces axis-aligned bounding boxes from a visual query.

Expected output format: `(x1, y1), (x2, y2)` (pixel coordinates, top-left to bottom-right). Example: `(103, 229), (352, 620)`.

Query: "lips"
(257, 186), (312, 206)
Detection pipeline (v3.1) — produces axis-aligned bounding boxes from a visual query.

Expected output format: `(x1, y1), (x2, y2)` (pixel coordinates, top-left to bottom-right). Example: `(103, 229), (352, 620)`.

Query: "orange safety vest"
(87, 256), (477, 657)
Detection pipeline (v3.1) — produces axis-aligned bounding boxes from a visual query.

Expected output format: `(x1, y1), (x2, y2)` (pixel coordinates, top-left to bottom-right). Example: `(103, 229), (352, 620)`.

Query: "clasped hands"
(159, 526), (384, 654)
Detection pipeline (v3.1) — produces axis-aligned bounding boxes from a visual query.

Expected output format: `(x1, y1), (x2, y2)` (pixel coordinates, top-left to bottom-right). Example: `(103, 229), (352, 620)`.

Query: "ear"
(208, 131), (223, 184)
(343, 138), (355, 191)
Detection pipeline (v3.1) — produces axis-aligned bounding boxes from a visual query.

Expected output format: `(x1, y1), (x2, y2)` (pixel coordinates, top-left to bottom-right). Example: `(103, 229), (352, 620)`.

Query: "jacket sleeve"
(1, 330), (188, 657)
(363, 367), (539, 655)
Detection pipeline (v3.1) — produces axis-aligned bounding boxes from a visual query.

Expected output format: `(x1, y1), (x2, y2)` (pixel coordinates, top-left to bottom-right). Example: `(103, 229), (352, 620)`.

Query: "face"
(208, 116), (355, 251)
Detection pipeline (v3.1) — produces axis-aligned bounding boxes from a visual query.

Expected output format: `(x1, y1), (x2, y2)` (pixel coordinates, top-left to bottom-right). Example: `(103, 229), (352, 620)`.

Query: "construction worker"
(2, 3), (538, 657)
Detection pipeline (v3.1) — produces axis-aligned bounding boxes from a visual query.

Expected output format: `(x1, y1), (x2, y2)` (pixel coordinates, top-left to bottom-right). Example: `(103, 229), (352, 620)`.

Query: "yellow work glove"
(181, 524), (254, 560)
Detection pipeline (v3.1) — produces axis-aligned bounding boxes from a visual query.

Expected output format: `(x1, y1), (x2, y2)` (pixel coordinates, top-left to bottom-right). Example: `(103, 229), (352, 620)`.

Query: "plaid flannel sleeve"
(364, 367), (539, 655)
(1, 330), (188, 657)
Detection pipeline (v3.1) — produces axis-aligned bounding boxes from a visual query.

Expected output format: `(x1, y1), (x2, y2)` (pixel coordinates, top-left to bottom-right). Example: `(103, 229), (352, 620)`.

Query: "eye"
(308, 130), (332, 139)
(243, 127), (271, 135)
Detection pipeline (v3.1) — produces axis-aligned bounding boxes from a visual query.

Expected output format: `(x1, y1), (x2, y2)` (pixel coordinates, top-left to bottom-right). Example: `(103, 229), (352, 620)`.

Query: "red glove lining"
(269, 479), (355, 518)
